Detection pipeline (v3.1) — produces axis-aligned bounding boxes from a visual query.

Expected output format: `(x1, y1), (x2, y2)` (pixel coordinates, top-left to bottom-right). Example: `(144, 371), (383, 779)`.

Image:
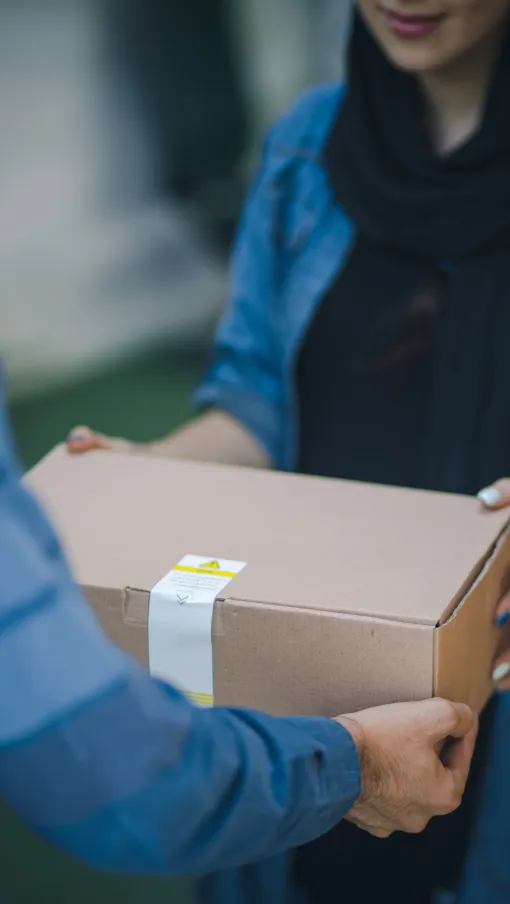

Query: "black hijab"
(325, 11), (510, 494)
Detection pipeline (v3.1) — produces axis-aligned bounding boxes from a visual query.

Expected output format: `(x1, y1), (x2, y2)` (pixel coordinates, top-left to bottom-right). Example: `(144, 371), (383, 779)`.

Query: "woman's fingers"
(492, 654), (510, 691)
(477, 479), (510, 510)
(473, 479), (510, 684)
(67, 426), (133, 454)
(67, 426), (113, 453)
(493, 588), (510, 689)
(495, 591), (510, 628)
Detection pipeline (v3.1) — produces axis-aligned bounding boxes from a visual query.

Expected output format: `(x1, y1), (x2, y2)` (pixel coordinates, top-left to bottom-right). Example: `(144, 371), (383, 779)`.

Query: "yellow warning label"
(201, 559), (220, 569)
(174, 565), (237, 579)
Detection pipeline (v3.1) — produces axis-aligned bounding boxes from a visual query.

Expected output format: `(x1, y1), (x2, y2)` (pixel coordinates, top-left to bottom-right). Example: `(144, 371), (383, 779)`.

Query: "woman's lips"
(384, 9), (446, 38)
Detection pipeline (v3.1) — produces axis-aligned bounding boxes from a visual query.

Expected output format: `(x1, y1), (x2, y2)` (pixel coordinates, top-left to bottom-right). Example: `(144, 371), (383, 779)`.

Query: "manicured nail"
(477, 487), (502, 508)
(67, 430), (89, 443)
(492, 662), (510, 683)
(497, 611), (510, 629)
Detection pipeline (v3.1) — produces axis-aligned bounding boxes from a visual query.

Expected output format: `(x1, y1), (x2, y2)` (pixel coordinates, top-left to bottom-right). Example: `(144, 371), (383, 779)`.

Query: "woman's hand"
(66, 412), (271, 470)
(492, 591), (510, 691)
(67, 426), (132, 454)
(477, 479), (510, 511)
(478, 479), (510, 690)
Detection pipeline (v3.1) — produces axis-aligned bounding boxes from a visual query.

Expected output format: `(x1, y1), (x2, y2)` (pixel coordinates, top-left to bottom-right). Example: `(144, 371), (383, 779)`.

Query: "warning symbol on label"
(201, 559), (220, 570)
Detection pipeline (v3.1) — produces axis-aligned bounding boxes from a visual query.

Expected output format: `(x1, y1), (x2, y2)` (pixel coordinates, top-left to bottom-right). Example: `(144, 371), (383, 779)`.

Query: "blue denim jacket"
(195, 83), (354, 472)
(197, 83), (510, 903)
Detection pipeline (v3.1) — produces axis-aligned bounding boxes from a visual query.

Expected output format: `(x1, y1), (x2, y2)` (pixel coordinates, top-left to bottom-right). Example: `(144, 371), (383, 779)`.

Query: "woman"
(68, 2), (510, 901)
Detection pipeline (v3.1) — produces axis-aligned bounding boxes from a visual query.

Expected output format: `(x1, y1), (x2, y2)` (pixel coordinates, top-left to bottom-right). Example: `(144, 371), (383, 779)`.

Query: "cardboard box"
(28, 446), (510, 716)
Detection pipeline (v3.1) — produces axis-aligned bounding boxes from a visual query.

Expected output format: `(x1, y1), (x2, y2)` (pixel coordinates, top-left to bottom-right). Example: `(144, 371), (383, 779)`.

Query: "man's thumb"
(428, 699), (476, 744)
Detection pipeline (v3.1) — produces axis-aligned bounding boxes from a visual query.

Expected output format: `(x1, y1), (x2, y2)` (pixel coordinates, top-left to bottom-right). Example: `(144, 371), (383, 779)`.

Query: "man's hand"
(336, 698), (478, 839)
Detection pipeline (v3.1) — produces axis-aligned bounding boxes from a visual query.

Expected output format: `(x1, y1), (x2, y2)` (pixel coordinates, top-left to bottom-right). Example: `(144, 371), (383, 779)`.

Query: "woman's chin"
(380, 40), (460, 75)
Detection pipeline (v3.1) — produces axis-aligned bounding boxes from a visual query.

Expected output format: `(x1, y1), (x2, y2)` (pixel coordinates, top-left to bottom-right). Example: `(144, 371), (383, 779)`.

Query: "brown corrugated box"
(28, 445), (510, 716)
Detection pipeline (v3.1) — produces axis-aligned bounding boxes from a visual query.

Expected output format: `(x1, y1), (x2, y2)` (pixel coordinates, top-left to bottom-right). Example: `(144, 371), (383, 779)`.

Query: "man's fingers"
(441, 718), (479, 803)
(428, 699), (476, 744)
(346, 816), (392, 839)
(477, 478), (510, 510)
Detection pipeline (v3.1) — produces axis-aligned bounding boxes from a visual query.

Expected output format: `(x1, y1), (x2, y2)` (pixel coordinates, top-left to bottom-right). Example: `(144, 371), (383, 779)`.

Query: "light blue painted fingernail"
(477, 487), (502, 507)
(493, 663), (510, 683)
(68, 430), (88, 442)
(497, 611), (510, 629)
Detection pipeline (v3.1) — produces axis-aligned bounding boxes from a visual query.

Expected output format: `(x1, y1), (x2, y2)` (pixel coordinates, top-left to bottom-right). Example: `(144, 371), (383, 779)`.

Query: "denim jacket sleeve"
(194, 85), (345, 470)
(194, 124), (288, 467)
(0, 393), (360, 877)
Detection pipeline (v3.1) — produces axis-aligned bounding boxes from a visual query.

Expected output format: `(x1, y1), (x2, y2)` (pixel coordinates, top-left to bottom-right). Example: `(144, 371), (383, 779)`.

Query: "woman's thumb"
(477, 479), (510, 510)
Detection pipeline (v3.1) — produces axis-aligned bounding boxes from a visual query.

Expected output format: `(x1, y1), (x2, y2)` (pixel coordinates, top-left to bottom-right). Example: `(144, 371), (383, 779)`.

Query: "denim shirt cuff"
(279, 714), (362, 846)
(301, 716), (361, 808)
(193, 382), (287, 469)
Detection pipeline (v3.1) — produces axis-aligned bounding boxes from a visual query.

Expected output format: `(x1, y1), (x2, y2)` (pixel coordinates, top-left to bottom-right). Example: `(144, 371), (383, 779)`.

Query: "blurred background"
(3, 0), (351, 900)
(8, 0), (351, 468)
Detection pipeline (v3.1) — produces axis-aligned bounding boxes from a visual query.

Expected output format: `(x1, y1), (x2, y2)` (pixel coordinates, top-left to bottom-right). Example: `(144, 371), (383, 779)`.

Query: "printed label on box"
(148, 555), (246, 705)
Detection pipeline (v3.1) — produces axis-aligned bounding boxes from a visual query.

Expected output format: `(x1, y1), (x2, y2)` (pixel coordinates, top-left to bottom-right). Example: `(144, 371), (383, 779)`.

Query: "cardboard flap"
(438, 519), (510, 626)
(435, 527), (510, 711)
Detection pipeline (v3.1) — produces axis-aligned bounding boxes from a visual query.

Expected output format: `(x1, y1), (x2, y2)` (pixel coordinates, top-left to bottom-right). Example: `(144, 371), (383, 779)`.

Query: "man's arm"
(0, 425), (360, 876)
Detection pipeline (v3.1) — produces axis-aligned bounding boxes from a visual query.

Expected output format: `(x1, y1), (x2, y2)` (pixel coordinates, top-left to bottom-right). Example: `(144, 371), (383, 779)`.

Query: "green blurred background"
(12, 350), (199, 470)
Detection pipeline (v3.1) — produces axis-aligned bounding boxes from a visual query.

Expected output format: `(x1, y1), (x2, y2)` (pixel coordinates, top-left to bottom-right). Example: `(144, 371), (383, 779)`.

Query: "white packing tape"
(148, 555), (246, 706)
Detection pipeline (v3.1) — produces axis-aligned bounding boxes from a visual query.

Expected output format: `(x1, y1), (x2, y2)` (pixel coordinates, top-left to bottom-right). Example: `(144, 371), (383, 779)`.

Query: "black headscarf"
(325, 11), (510, 494)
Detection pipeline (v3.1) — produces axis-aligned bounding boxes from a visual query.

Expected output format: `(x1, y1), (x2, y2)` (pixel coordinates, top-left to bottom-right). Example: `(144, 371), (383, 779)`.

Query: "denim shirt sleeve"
(0, 399), (360, 877)
(194, 122), (287, 467)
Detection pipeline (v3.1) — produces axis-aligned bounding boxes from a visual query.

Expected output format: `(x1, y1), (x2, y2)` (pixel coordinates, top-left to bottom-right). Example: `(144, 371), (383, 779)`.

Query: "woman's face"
(357, 1), (510, 73)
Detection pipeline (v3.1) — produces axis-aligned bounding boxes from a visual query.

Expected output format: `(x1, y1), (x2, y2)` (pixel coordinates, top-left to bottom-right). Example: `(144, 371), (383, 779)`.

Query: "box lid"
(28, 446), (510, 627)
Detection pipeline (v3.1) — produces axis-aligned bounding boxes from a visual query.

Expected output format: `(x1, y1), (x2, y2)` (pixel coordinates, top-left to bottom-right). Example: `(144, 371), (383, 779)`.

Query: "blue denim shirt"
(196, 83), (510, 903)
(0, 368), (361, 895)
